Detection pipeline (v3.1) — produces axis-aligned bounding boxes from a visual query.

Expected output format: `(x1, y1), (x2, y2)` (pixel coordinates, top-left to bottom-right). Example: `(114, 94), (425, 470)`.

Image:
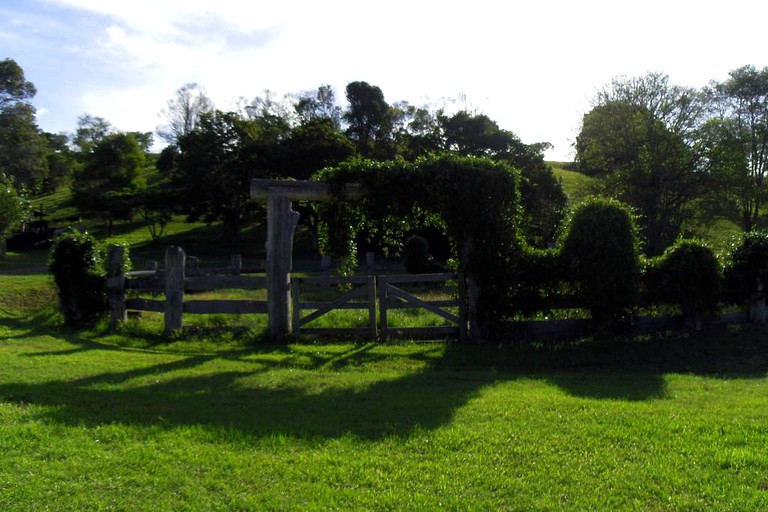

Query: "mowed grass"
(2, 276), (768, 510)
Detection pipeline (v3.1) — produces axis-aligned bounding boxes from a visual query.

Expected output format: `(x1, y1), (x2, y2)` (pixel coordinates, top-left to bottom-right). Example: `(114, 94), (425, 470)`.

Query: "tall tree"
(0, 58), (36, 108)
(437, 110), (567, 246)
(156, 83), (214, 144)
(706, 65), (768, 231)
(281, 119), (355, 180)
(72, 114), (112, 156)
(0, 103), (48, 190)
(0, 59), (47, 191)
(71, 132), (145, 234)
(42, 132), (77, 192)
(343, 81), (394, 159)
(576, 73), (705, 255)
(294, 84), (342, 129)
(172, 110), (262, 240)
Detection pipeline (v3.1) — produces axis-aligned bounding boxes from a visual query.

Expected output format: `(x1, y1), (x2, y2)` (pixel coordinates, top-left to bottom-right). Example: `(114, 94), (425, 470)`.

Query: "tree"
(0, 102), (48, 191)
(172, 110), (262, 240)
(72, 114), (112, 156)
(294, 84), (342, 129)
(343, 81), (395, 159)
(43, 132), (77, 192)
(0, 174), (28, 257)
(71, 132), (145, 234)
(0, 58), (36, 109)
(156, 83), (214, 144)
(575, 73), (705, 255)
(0, 59), (48, 191)
(437, 110), (567, 246)
(393, 103), (443, 160)
(706, 65), (768, 231)
(281, 119), (355, 180)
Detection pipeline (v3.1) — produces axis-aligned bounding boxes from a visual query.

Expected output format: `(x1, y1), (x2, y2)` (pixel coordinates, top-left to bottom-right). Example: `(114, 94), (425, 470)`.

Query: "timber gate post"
(251, 179), (364, 343)
(106, 244), (127, 330)
(165, 245), (186, 335)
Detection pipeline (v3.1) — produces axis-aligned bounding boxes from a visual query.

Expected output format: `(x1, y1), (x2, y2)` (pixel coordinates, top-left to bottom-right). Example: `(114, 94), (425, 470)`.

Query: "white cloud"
(10, 0), (768, 160)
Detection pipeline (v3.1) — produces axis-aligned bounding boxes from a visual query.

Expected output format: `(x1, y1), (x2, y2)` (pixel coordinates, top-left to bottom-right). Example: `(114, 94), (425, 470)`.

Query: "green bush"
(558, 197), (641, 331)
(723, 231), (768, 304)
(48, 231), (107, 326)
(645, 240), (721, 322)
(506, 245), (562, 317)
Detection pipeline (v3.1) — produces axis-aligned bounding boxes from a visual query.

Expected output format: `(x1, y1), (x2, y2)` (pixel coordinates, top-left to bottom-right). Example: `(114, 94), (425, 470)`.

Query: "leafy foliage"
(558, 197), (642, 330)
(172, 110), (263, 240)
(71, 132), (146, 233)
(723, 231), (768, 304)
(706, 65), (768, 232)
(48, 231), (108, 326)
(645, 240), (722, 320)
(0, 174), (28, 247)
(314, 153), (521, 333)
(0, 102), (48, 191)
(576, 97), (700, 255)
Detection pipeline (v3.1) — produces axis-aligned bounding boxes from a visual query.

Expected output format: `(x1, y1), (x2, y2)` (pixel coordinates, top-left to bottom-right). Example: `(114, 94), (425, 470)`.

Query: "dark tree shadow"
(1, 326), (767, 440)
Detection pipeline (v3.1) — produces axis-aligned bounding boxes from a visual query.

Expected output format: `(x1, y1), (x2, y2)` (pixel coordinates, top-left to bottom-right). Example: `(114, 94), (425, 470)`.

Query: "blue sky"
(2, 0), (767, 161)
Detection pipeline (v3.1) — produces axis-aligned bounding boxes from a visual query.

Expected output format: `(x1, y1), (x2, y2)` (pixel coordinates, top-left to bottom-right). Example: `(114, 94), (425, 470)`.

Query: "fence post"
(291, 278), (301, 338)
(378, 275), (388, 340)
(106, 244), (126, 330)
(368, 275), (377, 339)
(458, 272), (468, 340)
(749, 278), (767, 323)
(266, 195), (300, 343)
(231, 254), (243, 275)
(165, 246), (186, 335)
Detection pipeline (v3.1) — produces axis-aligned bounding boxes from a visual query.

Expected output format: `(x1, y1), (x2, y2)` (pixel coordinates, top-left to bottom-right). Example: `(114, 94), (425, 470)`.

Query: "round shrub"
(723, 231), (768, 304)
(645, 240), (721, 320)
(49, 231), (107, 326)
(558, 197), (641, 330)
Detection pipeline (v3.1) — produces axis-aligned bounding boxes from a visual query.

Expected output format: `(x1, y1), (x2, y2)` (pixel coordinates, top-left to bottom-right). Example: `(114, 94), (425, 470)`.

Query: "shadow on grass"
(0, 348), (489, 440)
(2, 324), (767, 440)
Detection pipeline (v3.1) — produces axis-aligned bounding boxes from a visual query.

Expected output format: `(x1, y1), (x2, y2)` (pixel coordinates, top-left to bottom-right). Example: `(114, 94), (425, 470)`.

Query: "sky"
(2, 0), (767, 161)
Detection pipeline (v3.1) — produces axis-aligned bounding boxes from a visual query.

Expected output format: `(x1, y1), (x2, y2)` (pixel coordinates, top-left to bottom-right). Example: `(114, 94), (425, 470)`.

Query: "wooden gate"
(378, 273), (467, 340)
(291, 275), (377, 338)
(291, 273), (467, 340)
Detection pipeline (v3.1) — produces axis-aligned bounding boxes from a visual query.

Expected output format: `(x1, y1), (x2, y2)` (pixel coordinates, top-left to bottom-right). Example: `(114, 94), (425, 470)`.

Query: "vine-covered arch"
(314, 153), (522, 339)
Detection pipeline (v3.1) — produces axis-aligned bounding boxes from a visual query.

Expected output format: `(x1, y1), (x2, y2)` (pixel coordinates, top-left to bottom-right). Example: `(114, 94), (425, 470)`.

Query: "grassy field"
(2, 167), (766, 509)
(1, 275), (768, 510)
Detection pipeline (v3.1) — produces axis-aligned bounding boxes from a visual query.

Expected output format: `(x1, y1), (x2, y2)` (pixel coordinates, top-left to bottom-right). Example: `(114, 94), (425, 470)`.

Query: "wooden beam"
(250, 178), (364, 202)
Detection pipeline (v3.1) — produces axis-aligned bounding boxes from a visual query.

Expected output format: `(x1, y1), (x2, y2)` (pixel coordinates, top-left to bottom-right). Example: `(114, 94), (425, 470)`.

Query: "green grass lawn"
(2, 275), (768, 510)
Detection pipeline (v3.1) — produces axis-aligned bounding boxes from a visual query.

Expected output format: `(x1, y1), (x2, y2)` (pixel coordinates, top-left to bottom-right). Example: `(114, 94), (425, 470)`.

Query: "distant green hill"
(547, 162), (596, 204)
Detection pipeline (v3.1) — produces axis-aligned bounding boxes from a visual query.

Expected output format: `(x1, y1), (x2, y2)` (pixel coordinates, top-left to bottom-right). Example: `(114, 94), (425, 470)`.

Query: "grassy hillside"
(549, 163), (597, 204)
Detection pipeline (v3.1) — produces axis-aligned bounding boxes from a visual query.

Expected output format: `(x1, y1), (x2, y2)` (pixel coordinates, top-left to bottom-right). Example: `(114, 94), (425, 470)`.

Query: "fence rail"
(378, 273), (467, 340)
(108, 245), (766, 340)
(110, 246), (467, 340)
(291, 275), (377, 338)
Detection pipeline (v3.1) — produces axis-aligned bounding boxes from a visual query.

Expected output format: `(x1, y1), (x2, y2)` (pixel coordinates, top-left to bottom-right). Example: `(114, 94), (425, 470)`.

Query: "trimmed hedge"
(48, 232), (130, 327)
(558, 197), (641, 331)
(645, 240), (721, 322)
(724, 231), (768, 304)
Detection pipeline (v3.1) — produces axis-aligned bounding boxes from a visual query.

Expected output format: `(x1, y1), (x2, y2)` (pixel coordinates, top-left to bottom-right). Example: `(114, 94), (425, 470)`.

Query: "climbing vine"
(313, 153), (522, 333)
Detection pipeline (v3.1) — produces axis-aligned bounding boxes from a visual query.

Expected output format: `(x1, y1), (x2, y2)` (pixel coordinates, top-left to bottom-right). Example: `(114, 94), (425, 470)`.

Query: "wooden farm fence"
(109, 246), (467, 340)
(109, 246), (268, 335)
